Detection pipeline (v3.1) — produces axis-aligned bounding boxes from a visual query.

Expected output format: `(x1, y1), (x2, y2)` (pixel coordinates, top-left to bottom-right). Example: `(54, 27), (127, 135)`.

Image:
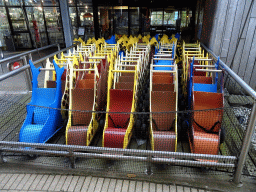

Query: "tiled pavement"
(0, 173), (214, 192)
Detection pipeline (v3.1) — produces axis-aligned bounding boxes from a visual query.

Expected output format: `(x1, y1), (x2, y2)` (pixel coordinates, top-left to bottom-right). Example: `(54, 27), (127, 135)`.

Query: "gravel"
(232, 106), (256, 147)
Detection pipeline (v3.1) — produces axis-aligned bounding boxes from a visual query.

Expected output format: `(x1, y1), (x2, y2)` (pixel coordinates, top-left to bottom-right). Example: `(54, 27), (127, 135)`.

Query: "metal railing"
(0, 44), (60, 65)
(0, 44), (75, 83)
(201, 43), (256, 184)
(0, 44), (62, 91)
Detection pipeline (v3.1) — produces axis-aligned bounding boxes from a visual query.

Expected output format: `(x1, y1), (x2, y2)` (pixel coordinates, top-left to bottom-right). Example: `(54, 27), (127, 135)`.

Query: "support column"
(59, 0), (73, 48)
(92, 1), (99, 39)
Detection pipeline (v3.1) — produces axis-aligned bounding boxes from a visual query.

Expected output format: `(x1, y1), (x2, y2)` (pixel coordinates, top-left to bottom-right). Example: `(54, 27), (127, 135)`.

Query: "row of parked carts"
(18, 35), (225, 161)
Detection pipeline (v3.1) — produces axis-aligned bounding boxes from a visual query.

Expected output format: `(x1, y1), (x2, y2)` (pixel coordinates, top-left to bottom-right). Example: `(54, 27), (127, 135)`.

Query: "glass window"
(78, 7), (94, 35)
(13, 33), (32, 48)
(8, 8), (28, 31)
(69, 7), (78, 27)
(43, 0), (59, 6)
(181, 10), (192, 27)
(78, 0), (92, 6)
(26, 7), (47, 47)
(0, 7), (11, 47)
(0, 0), (4, 5)
(113, 8), (128, 35)
(44, 7), (64, 46)
(164, 11), (178, 25)
(24, 0), (41, 6)
(151, 11), (162, 25)
(181, 11), (187, 27)
(78, 7), (93, 26)
(5, 0), (21, 6)
(69, 6), (78, 36)
(130, 7), (139, 35)
(68, 0), (75, 6)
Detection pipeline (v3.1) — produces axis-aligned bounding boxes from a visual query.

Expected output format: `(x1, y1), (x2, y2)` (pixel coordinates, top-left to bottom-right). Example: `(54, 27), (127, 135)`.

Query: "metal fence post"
(22, 56), (32, 91)
(146, 155), (153, 175)
(29, 53), (33, 61)
(0, 150), (4, 163)
(57, 44), (61, 58)
(0, 47), (3, 59)
(69, 150), (75, 169)
(233, 101), (256, 185)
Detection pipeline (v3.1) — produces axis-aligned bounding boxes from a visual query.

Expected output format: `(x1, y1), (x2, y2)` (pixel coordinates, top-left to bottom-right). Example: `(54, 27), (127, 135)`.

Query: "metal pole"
(0, 47), (3, 59)
(29, 53), (33, 61)
(22, 56), (32, 91)
(0, 141), (237, 162)
(233, 101), (256, 184)
(57, 44), (61, 58)
(0, 147), (236, 168)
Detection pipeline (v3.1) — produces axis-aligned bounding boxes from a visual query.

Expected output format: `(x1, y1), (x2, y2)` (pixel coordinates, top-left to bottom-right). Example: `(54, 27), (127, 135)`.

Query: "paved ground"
(1, 162), (256, 192)
(0, 173), (212, 192)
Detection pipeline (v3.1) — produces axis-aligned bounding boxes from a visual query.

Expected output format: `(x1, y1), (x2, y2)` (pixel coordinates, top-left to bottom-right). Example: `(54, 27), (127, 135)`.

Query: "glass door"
(113, 7), (128, 36)
(8, 7), (32, 48)
(129, 7), (140, 36)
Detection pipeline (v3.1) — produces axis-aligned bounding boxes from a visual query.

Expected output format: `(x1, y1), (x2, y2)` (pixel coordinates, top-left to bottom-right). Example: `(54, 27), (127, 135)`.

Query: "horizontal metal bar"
(81, 61), (100, 64)
(39, 68), (55, 71)
(132, 51), (146, 53)
(55, 63), (68, 65)
(0, 45), (76, 82)
(152, 65), (175, 67)
(200, 43), (256, 100)
(153, 58), (173, 60)
(0, 44), (59, 64)
(155, 54), (173, 57)
(76, 50), (89, 53)
(74, 69), (94, 71)
(184, 51), (201, 53)
(121, 60), (139, 62)
(112, 70), (135, 73)
(195, 69), (222, 73)
(1, 147), (235, 168)
(88, 57), (105, 59)
(33, 45), (76, 66)
(1, 148), (69, 156)
(184, 48), (200, 50)
(0, 65), (29, 82)
(151, 158), (235, 168)
(159, 51), (172, 53)
(0, 141), (237, 162)
(152, 70), (176, 73)
(117, 64), (136, 67)
(185, 44), (199, 46)
(65, 56), (80, 58)
(187, 56), (204, 58)
(193, 65), (215, 67)
(122, 57), (140, 59)
(194, 58), (213, 61)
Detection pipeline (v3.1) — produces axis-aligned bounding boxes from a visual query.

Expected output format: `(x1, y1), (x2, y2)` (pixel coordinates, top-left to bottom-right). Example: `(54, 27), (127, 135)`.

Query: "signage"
(7, 60), (23, 71)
